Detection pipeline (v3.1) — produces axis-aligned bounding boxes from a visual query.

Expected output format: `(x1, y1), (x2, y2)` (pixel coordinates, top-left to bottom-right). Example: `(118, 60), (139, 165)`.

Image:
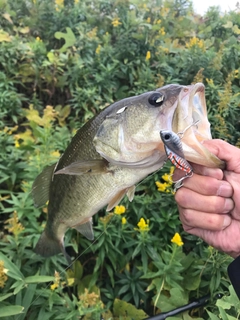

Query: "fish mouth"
(172, 83), (225, 169)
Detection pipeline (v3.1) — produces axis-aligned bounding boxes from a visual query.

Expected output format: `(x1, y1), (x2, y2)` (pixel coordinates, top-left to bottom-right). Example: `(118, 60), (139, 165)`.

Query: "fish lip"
(174, 83), (225, 169)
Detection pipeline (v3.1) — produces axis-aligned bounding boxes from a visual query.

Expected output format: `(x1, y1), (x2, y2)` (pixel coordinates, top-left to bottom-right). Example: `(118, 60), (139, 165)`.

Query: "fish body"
(32, 83), (225, 263)
(160, 130), (193, 174)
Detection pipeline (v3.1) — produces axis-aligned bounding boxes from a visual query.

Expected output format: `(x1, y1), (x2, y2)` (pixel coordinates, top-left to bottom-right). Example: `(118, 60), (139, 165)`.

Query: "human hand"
(174, 139), (240, 258)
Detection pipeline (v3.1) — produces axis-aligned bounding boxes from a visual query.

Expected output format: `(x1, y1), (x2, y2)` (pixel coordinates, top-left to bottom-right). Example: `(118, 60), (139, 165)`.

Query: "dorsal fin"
(31, 163), (57, 207)
(73, 218), (94, 240)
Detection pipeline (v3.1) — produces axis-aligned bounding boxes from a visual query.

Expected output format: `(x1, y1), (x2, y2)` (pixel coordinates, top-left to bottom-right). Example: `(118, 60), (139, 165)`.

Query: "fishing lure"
(160, 130), (193, 191)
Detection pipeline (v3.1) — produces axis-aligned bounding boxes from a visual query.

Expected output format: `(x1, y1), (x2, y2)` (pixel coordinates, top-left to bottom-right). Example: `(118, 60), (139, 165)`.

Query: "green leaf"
(182, 311), (204, 320)
(206, 310), (219, 320)
(113, 299), (148, 319)
(183, 273), (200, 291)
(223, 21), (233, 29)
(25, 275), (55, 284)
(17, 284), (37, 320)
(154, 288), (188, 311)
(0, 30), (11, 42)
(0, 252), (24, 281)
(232, 24), (240, 35)
(218, 306), (231, 320)
(118, 284), (130, 295)
(0, 305), (24, 317)
(0, 292), (13, 302)
(216, 285), (240, 310)
(54, 27), (76, 52)
(47, 51), (55, 63)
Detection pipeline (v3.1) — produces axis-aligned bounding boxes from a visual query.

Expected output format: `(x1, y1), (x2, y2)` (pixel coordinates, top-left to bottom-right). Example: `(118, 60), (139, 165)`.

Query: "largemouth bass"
(32, 83), (224, 263)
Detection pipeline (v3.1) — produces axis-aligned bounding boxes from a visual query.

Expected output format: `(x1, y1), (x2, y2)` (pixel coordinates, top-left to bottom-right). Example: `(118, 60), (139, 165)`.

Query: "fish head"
(93, 84), (184, 168)
(93, 83), (224, 169)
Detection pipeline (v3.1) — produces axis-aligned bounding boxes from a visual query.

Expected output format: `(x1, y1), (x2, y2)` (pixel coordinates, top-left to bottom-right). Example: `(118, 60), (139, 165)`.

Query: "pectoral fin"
(126, 185), (135, 202)
(106, 186), (136, 211)
(106, 189), (127, 211)
(54, 160), (109, 176)
(73, 218), (94, 240)
(31, 162), (57, 207)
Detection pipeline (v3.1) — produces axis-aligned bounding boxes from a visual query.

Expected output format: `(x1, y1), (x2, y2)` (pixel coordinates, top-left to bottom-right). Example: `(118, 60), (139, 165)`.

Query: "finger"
(224, 170), (240, 221)
(175, 188), (234, 213)
(203, 139), (240, 172)
(173, 165), (223, 181)
(174, 174), (233, 197)
(182, 226), (240, 258)
(178, 206), (232, 231)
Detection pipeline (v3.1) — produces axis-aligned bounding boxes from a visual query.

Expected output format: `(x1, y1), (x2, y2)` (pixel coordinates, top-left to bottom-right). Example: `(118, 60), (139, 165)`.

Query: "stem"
(154, 278), (165, 315)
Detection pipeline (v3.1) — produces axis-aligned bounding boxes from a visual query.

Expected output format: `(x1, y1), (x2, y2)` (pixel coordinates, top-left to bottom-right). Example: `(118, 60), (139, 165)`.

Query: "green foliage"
(207, 285), (240, 319)
(0, 0), (239, 319)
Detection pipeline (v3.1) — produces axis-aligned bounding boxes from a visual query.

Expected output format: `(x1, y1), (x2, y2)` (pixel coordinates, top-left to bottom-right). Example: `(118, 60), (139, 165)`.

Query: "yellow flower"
(137, 218), (149, 232)
(50, 271), (60, 290)
(146, 17), (151, 23)
(36, 36), (42, 42)
(74, 0), (79, 3)
(100, 213), (114, 226)
(51, 150), (60, 159)
(206, 78), (214, 85)
(50, 282), (58, 290)
(156, 19), (161, 24)
(186, 37), (205, 50)
(112, 17), (122, 27)
(143, 3), (149, 11)
(95, 44), (101, 55)
(145, 51), (151, 61)
(170, 166), (175, 175)
(55, 0), (64, 11)
(0, 261), (8, 288)
(162, 173), (173, 184)
(15, 140), (20, 148)
(171, 233), (184, 246)
(86, 27), (98, 39)
(55, 0), (64, 6)
(159, 27), (166, 35)
(114, 205), (126, 215)
(155, 181), (168, 192)
(121, 217), (127, 225)
(5, 211), (24, 238)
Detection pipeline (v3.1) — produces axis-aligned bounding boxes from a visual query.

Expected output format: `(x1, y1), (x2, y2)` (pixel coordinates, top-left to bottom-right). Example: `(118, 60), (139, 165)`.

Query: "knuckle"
(179, 208), (193, 225)
(174, 189), (187, 205)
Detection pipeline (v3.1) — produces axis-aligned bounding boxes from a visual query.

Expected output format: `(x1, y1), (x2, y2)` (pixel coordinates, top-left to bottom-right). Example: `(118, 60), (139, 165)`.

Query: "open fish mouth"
(172, 83), (225, 169)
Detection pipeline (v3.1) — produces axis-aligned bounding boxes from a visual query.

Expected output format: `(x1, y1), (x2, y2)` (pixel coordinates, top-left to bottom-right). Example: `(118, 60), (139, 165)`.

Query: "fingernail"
(222, 215), (231, 229)
(217, 182), (233, 197)
(223, 198), (234, 213)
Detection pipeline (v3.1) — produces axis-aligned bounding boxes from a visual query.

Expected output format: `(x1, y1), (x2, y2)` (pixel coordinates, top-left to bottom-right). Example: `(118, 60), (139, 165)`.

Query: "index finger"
(203, 139), (240, 173)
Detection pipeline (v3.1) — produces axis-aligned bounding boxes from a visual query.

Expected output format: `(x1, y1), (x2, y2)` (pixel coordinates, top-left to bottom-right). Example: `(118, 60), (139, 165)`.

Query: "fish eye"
(164, 133), (171, 140)
(148, 93), (165, 107)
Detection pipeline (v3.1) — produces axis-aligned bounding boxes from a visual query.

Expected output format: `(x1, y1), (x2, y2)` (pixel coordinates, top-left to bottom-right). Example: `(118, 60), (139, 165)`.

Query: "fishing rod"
(99, 293), (223, 320)
(144, 294), (210, 320)
(144, 293), (223, 320)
